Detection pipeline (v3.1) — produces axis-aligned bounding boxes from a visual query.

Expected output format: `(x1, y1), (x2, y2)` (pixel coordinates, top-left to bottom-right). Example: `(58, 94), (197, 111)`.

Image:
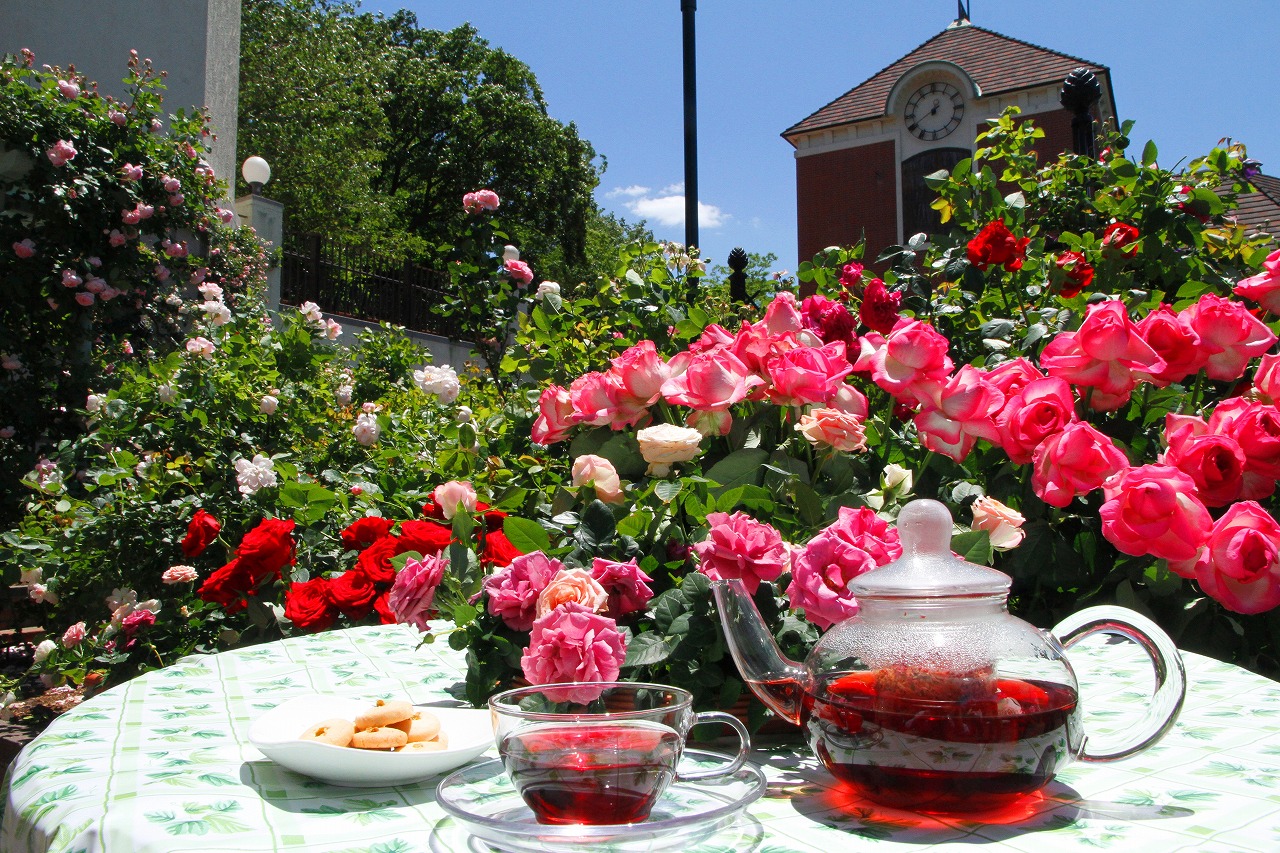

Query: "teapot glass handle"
(1052, 605), (1186, 762)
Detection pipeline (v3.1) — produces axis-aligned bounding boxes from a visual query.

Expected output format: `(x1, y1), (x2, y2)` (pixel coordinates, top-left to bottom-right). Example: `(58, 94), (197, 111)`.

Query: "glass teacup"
(488, 681), (751, 825)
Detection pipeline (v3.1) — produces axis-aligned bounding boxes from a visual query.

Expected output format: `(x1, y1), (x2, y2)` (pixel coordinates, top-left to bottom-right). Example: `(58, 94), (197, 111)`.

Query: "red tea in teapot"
(804, 667), (1083, 813)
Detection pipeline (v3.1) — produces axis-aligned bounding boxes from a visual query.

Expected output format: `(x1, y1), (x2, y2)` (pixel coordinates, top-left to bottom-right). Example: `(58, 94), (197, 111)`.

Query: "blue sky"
(397, 1), (1278, 276)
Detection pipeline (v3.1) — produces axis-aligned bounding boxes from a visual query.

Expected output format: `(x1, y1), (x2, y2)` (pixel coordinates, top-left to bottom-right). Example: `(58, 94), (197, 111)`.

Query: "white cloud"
(607, 183), (729, 229)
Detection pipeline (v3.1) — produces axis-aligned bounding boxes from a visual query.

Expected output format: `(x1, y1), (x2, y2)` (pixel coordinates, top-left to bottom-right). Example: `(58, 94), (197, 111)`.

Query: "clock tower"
(783, 19), (1116, 269)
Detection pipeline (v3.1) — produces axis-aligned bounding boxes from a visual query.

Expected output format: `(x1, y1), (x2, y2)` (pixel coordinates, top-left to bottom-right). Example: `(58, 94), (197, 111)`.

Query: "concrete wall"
(325, 313), (479, 371)
(1, 0), (240, 196)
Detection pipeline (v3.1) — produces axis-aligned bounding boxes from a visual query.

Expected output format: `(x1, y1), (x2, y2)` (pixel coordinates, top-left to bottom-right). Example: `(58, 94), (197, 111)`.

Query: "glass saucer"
(433, 749), (766, 853)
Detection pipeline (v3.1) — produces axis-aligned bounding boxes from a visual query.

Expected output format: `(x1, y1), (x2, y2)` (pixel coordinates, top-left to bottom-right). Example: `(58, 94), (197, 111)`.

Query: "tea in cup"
(488, 681), (750, 825)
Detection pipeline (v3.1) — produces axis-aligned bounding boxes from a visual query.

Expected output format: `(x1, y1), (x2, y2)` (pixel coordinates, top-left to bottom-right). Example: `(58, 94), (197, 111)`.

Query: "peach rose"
(432, 480), (476, 519)
(571, 454), (624, 504)
(796, 408), (867, 452)
(536, 568), (609, 619)
(970, 496), (1026, 551)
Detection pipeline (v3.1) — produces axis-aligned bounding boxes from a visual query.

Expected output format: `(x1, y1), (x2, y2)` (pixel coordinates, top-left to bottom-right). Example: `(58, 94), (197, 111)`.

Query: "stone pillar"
(2, 0), (241, 198)
(235, 194), (284, 312)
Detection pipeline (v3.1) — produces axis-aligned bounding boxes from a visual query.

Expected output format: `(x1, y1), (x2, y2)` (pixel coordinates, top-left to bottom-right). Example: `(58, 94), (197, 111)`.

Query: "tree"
(237, 2), (602, 283)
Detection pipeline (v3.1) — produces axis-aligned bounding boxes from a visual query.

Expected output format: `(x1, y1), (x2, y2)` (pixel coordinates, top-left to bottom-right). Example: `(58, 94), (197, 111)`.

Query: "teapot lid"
(849, 499), (1011, 597)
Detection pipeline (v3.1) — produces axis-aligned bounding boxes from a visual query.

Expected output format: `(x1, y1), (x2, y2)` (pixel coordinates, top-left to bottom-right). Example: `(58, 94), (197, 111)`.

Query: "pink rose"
(662, 349), (763, 411)
(1253, 353), (1280, 403)
(1041, 301), (1164, 409)
(120, 163), (143, 182)
(996, 376), (1077, 464)
(12, 239), (35, 259)
(1100, 465), (1211, 562)
(796, 408), (867, 452)
(694, 511), (789, 594)
(520, 603), (627, 703)
(109, 109), (126, 125)
(786, 506), (901, 630)
(767, 341), (854, 406)
(531, 384), (577, 444)
(568, 371), (617, 427)
(74, 292), (95, 307)
(475, 189), (500, 210)
(869, 318), (953, 401)
(1180, 294), (1277, 381)
(1234, 249), (1280, 314)
(389, 553), (447, 631)
(108, 230), (127, 247)
(432, 480), (477, 519)
(571, 454), (624, 503)
(690, 323), (735, 354)
(971, 496), (1026, 550)
(590, 558), (654, 618)
(46, 139), (76, 167)
(800, 294), (857, 348)
(1031, 421), (1129, 507)
(1209, 398), (1280, 500)
(483, 551), (563, 631)
(1169, 501), (1280, 613)
(984, 358), (1045, 397)
(504, 259), (533, 286)
(536, 568), (608, 619)
(121, 608), (156, 638)
(1134, 304), (1208, 386)
(62, 622), (87, 648)
(57, 79), (79, 99)
(761, 292), (804, 335)
(913, 366), (1005, 462)
(162, 565), (199, 585)
(609, 340), (671, 407)
(1162, 420), (1246, 507)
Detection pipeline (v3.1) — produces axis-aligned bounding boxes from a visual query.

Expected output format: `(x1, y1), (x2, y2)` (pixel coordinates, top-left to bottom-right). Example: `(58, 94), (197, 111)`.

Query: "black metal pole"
(681, 0), (698, 253)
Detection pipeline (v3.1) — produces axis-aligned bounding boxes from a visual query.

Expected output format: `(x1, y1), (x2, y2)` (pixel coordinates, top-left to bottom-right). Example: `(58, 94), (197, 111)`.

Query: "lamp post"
(235, 155), (283, 312)
(241, 155), (271, 196)
(681, 0), (698, 255)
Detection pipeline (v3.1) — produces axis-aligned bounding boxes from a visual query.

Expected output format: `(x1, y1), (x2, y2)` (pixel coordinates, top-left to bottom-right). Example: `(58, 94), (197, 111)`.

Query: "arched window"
(901, 147), (970, 241)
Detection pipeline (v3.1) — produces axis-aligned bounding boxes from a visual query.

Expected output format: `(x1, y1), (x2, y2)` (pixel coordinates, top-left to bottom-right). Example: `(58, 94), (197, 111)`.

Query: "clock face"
(904, 82), (964, 141)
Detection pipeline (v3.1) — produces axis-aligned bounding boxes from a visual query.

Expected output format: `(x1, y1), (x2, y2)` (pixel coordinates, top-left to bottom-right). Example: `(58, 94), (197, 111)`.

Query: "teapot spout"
(711, 578), (807, 725)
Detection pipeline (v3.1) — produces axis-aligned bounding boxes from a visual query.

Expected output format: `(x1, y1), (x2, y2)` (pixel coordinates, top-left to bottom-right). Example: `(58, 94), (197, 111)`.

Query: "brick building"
(782, 19), (1117, 265)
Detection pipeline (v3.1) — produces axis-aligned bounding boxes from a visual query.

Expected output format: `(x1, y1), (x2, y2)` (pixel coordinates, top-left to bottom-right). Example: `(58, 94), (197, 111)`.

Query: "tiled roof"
(1230, 173), (1280, 244)
(783, 22), (1110, 139)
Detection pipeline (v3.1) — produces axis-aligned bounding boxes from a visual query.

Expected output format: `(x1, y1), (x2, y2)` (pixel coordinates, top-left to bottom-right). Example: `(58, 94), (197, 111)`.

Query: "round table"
(3, 622), (1280, 852)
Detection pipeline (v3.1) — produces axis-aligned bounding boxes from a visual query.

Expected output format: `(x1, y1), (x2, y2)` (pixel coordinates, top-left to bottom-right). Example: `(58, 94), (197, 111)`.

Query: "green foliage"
(0, 49), (268, 526)
(238, 1), (602, 283)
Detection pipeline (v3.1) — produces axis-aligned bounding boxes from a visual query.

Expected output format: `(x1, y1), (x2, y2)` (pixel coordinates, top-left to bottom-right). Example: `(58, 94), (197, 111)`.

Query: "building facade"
(783, 20), (1116, 266)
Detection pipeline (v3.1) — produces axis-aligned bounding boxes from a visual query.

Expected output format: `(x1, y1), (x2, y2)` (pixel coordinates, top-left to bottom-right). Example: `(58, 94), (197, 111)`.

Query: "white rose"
(33, 639), (57, 664)
(259, 394), (278, 414)
(882, 463), (913, 494)
(636, 423), (704, 477)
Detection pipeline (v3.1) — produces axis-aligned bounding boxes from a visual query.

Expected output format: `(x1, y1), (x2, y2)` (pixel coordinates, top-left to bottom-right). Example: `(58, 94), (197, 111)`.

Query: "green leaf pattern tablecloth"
(3, 623), (1280, 852)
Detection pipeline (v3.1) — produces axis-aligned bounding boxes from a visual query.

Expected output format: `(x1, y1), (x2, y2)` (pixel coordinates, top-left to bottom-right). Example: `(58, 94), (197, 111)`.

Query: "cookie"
(299, 718), (355, 747)
(353, 699), (414, 729)
(398, 733), (448, 752)
(389, 710), (441, 743)
(351, 726), (409, 750)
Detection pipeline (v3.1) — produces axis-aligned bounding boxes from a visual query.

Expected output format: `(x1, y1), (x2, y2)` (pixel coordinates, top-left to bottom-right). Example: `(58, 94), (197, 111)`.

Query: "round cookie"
(300, 718), (355, 747)
(353, 699), (413, 729)
(399, 734), (448, 752)
(389, 710), (441, 743)
(351, 726), (409, 750)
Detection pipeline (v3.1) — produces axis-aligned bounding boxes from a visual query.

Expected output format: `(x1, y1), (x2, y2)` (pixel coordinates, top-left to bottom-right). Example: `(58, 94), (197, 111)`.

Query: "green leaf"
(1142, 139), (1159, 166)
(503, 516), (550, 554)
(622, 632), (671, 667)
(704, 449), (768, 489)
(575, 500), (616, 549)
(951, 529), (993, 565)
(654, 480), (682, 503)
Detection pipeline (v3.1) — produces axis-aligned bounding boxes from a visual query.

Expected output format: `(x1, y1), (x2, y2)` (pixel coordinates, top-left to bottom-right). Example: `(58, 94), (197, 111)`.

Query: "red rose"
(399, 519), (454, 554)
(859, 278), (903, 334)
(481, 529), (523, 567)
(355, 537), (402, 586)
(328, 570), (379, 620)
(1101, 222), (1140, 258)
(197, 559), (253, 611)
(181, 509), (221, 558)
(236, 518), (296, 584)
(966, 220), (1029, 271)
(340, 516), (395, 551)
(1053, 251), (1095, 298)
(285, 578), (337, 632)
(372, 591), (397, 624)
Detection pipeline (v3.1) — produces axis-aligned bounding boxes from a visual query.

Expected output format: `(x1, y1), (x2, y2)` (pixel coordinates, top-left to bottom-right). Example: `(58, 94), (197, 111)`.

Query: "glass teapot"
(711, 499), (1186, 814)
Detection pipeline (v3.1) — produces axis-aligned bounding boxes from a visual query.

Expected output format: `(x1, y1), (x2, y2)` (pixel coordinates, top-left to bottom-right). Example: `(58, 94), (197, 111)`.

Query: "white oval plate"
(248, 694), (493, 787)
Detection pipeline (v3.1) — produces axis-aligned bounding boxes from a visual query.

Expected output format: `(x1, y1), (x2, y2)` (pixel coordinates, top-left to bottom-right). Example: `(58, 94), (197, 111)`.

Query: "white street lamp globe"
(241, 156), (271, 195)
